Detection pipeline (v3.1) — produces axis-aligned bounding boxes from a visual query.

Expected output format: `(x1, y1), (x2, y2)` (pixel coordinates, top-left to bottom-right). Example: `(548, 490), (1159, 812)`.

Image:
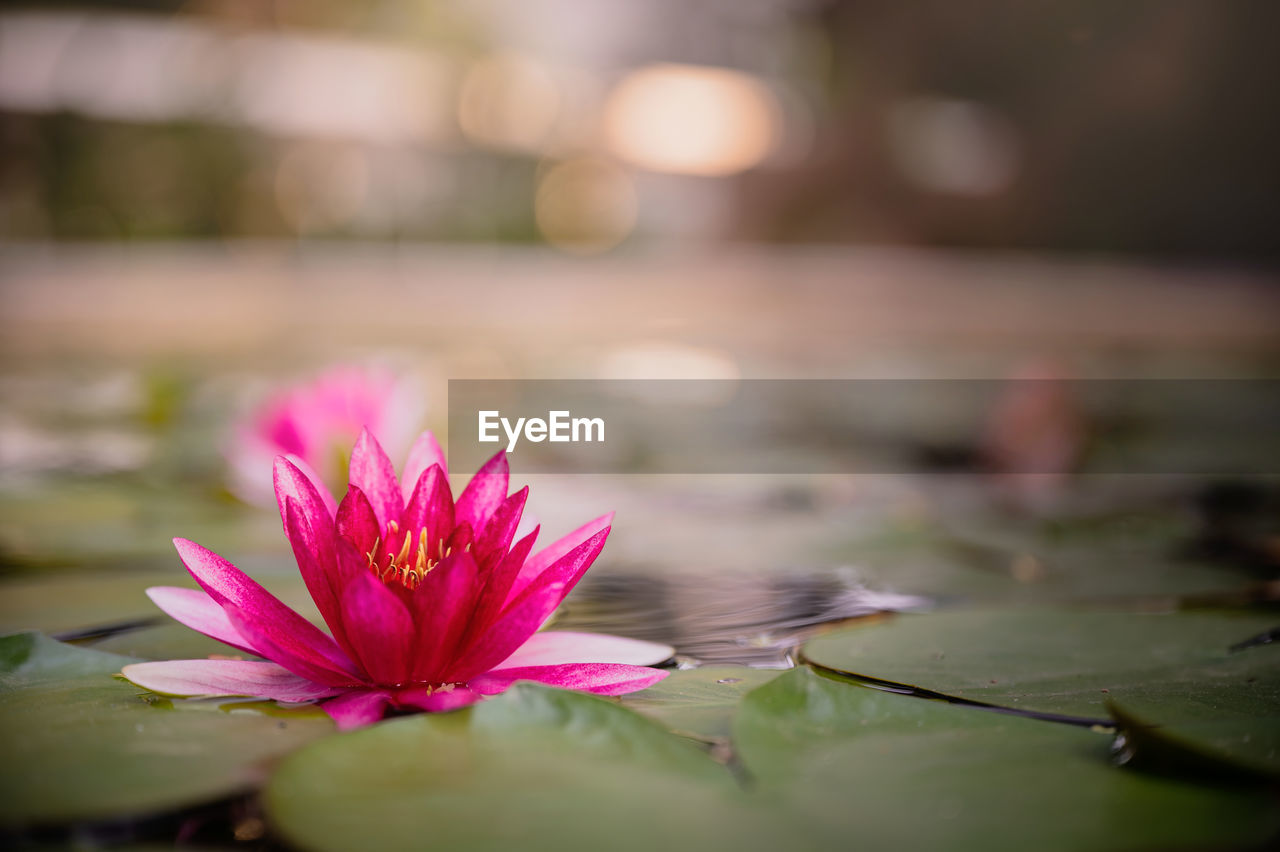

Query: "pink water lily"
(125, 429), (670, 729)
(226, 366), (423, 507)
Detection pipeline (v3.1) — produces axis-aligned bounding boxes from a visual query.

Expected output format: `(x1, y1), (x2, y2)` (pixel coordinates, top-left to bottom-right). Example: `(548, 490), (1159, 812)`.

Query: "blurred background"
(1, 1), (1278, 644)
(1, 0), (1279, 253)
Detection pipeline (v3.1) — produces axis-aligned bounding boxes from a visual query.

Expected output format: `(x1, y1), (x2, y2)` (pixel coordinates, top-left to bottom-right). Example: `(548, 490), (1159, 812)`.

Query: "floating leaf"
(620, 666), (780, 741)
(802, 609), (1280, 717)
(0, 632), (331, 826)
(266, 683), (799, 852)
(1108, 688), (1280, 781)
(733, 667), (1280, 851)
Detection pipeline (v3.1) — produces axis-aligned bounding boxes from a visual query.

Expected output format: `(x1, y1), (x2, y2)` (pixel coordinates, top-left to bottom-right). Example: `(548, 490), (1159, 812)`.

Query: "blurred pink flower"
(226, 367), (423, 507)
(125, 429), (670, 729)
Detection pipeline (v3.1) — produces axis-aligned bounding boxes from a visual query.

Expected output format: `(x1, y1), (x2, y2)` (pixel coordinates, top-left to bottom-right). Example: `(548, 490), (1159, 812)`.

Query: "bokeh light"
(458, 53), (562, 154)
(603, 63), (781, 177)
(534, 157), (636, 253)
(886, 97), (1021, 196)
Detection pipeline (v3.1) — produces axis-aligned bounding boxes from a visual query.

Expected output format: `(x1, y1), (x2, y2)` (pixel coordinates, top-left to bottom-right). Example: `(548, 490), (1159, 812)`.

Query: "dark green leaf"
(619, 666), (780, 741)
(802, 609), (1280, 717)
(0, 632), (331, 826)
(733, 667), (1280, 852)
(266, 683), (799, 852)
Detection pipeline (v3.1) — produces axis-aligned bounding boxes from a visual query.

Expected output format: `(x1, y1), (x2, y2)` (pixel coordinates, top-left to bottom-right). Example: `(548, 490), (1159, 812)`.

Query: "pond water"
(2, 249), (1278, 850)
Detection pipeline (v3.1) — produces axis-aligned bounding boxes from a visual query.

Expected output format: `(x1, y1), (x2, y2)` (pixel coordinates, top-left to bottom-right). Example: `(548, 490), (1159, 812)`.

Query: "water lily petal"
(349, 427), (404, 530)
(335, 485), (381, 555)
(273, 456), (337, 543)
(446, 529), (608, 682)
(400, 431), (447, 501)
(400, 464), (454, 561)
(455, 450), (508, 533)
(507, 526), (609, 618)
(394, 685), (484, 713)
(145, 586), (259, 656)
(222, 605), (364, 687)
(275, 462), (341, 635)
(339, 570), (416, 686)
(284, 498), (350, 653)
(411, 550), (481, 683)
(121, 659), (344, 701)
(173, 538), (360, 684)
(507, 512), (613, 604)
(473, 486), (528, 569)
(321, 690), (390, 730)
(498, 632), (675, 668)
(444, 522), (473, 554)
(467, 526), (538, 640)
(471, 663), (668, 696)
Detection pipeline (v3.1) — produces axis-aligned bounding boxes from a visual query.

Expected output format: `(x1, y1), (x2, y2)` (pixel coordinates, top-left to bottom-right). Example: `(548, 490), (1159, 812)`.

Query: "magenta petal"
(471, 663), (668, 696)
(455, 450), (509, 534)
(336, 486), (381, 555)
(273, 456), (337, 542)
(321, 690), (390, 730)
(446, 530), (607, 683)
(501, 526), (610, 626)
(394, 685), (483, 713)
(338, 570), (415, 686)
(145, 587), (259, 656)
(121, 659), (344, 701)
(276, 462), (341, 637)
(507, 512), (613, 604)
(284, 498), (350, 653)
(401, 431), (447, 501)
(222, 605), (363, 687)
(173, 538), (361, 684)
(497, 632), (674, 668)
(473, 486), (528, 569)
(333, 536), (371, 590)
(400, 465), (454, 559)
(467, 526), (538, 641)
(410, 551), (481, 683)
(349, 427), (405, 530)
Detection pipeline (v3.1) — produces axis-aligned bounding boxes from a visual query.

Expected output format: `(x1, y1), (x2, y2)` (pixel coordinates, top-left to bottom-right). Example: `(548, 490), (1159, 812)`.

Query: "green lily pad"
(266, 683), (800, 852)
(733, 667), (1280, 852)
(0, 632), (332, 826)
(1108, 689), (1280, 781)
(802, 609), (1280, 718)
(619, 666), (781, 741)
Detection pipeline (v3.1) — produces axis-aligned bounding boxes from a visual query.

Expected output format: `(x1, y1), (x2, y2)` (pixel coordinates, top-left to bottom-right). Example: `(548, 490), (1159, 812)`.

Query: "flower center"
(364, 520), (460, 590)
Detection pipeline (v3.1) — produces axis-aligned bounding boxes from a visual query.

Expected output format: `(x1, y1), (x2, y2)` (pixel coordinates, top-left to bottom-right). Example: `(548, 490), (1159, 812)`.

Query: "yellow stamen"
(365, 526), (452, 590)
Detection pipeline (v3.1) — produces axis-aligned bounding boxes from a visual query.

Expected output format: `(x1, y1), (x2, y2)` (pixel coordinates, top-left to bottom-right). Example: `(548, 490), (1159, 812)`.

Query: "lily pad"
(801, 609), (1280, 718)
(266, 683), (800, 852)
(0, 632), (332, 826)
(733, 667), (1280, 852)
(1108, 689), (1280, 781)
(619, 666), (781, 741)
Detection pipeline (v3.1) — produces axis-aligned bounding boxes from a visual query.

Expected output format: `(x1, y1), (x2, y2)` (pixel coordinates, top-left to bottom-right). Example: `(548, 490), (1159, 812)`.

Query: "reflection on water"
(558, 567), (928, 668)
